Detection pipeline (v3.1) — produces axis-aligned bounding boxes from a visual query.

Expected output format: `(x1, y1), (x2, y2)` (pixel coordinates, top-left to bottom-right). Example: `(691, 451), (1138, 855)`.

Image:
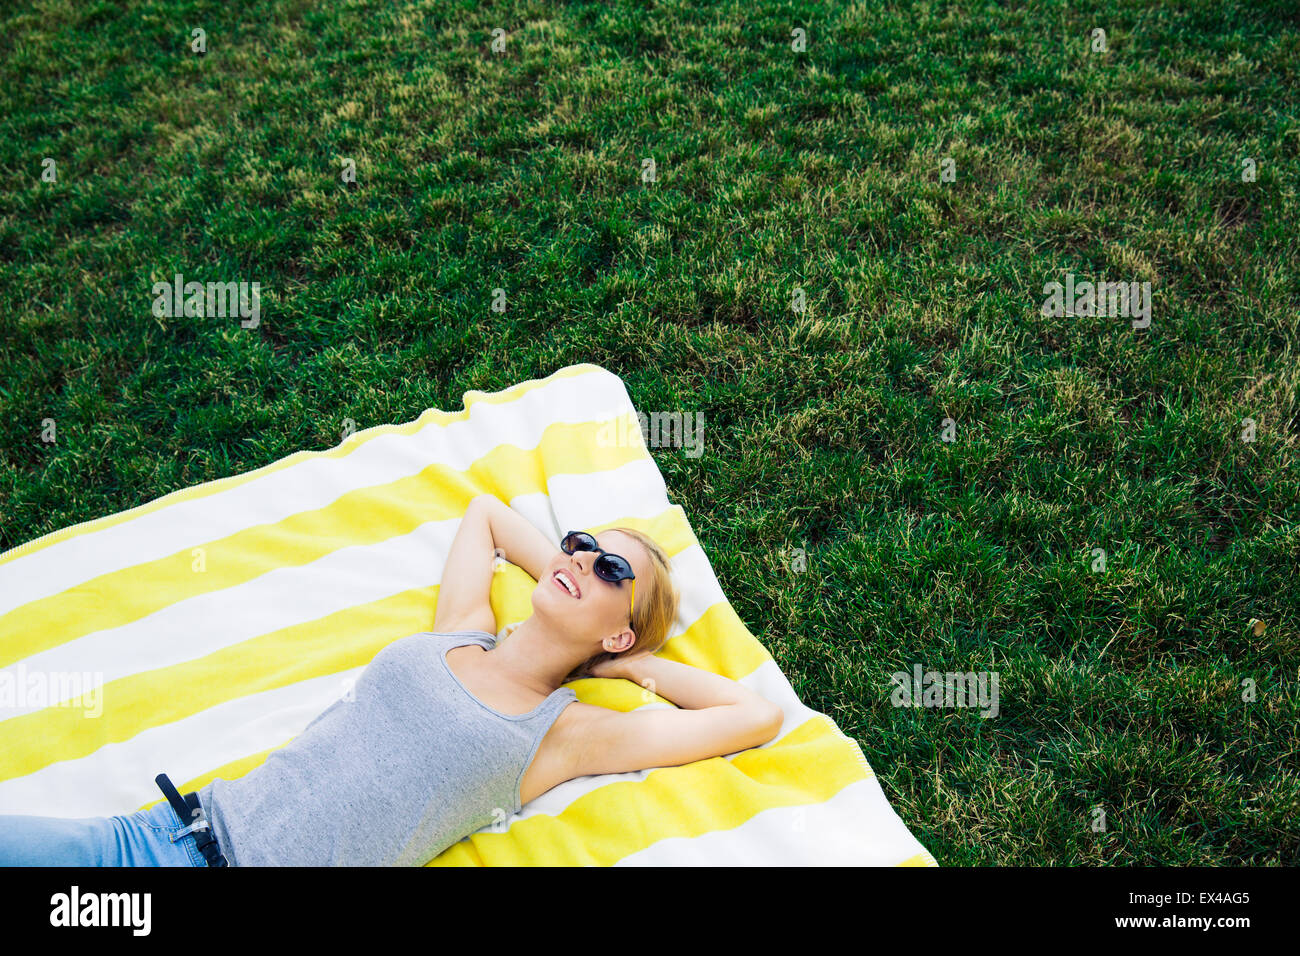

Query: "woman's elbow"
(749, 703), (784, 748)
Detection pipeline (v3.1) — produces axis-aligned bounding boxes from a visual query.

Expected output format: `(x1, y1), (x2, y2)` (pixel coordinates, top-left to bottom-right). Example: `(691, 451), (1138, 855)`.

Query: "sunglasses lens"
(594, 553), (634, 582)
(561, 532), (598, 554)
(561, 532), (635, 596)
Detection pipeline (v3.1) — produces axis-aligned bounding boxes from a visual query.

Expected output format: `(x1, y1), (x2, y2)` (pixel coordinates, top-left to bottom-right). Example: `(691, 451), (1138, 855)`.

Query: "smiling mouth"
(553, 569), (581, 598)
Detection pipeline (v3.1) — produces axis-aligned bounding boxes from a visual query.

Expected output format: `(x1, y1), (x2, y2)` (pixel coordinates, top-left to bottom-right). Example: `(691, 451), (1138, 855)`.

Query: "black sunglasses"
(560, 531), (636, 619)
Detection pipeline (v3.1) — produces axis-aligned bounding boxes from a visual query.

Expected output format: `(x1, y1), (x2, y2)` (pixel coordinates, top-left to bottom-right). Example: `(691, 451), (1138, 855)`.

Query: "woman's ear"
(603, 626), (636, 654)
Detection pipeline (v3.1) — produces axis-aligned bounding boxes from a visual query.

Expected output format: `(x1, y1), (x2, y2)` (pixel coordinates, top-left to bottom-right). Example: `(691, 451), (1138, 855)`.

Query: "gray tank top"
(195, 629), (578, 866)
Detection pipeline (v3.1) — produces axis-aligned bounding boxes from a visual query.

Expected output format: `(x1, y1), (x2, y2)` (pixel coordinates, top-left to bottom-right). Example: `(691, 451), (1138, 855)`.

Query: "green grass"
(1, 0), (1297, 865)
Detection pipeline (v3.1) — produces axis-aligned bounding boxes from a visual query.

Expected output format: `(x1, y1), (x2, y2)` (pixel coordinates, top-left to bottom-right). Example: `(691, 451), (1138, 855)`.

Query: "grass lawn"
(1, 0), (1296, 864)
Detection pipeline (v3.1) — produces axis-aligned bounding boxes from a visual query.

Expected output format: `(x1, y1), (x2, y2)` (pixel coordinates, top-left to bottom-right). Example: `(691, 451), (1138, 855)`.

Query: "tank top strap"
(430, 628), (496, 648)
(528, 686), (578, 728)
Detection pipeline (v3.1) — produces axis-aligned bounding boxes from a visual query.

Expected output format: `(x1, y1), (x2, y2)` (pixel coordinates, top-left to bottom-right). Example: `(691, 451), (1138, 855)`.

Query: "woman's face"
(532, 530), (651, 643)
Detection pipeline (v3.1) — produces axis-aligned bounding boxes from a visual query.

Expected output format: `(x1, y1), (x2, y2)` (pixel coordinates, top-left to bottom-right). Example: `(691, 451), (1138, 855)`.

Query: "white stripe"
(0, 653), (830, 824)
(0, 518), (460, 717)
(0, 668), (362, 815)
(510, 463), (724, 637)
(612, 775), (929, 866)
(506, 455), (671, 541)
(0, 499), (749, 819)
(2, 650), (928, 863)
(0, 368), (629, 616)
(0, 363), (929, 863)
(0, 467), (715, 716)
(542, 459), (670, 532)
(3, 688), (920, 869)
(507, 659), (844, 821)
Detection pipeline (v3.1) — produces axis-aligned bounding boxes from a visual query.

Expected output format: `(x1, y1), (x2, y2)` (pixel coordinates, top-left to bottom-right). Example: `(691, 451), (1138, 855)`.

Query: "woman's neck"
(483, 615), (590, 695)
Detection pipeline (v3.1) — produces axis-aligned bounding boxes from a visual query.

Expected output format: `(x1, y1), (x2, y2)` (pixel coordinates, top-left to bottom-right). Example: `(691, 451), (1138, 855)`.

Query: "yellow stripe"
(138, 746), (287, 815)
(0, 359), (930, 862)
(87, 516), (891, 863)
(430, 715), (868, 865)
(146, 715), (874, 866)
(494, 512), (773, 682)
(2, 505), (771, 780)
(143, 713), (876, 867)
(0, 363), (606, 568)
(899, 851), (940, 867)
(0, 417), (647, 667)
(0, 587), (438, 781)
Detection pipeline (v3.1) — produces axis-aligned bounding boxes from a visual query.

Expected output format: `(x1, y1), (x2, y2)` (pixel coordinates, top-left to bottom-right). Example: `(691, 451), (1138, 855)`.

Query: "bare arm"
(613, 653), (780, 714)
(575, 655), (784, 776)
(474, 494), (560, 582)
(432, 494), (560, 634)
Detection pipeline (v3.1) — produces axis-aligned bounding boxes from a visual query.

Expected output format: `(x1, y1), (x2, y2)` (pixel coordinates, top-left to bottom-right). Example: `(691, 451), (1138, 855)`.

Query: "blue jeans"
(0, 800), (209, 867)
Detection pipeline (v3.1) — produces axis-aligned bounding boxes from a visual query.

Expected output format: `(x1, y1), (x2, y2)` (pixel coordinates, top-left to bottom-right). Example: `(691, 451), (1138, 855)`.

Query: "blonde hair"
(563, 527), (679, 683)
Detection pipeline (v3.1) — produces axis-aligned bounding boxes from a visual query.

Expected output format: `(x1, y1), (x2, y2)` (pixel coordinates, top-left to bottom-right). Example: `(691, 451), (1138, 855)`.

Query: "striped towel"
(0, 364), (937, 866)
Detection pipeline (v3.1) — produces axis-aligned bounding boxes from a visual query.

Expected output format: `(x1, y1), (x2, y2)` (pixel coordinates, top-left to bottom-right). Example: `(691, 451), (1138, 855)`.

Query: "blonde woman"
(0, 494), (783, 866)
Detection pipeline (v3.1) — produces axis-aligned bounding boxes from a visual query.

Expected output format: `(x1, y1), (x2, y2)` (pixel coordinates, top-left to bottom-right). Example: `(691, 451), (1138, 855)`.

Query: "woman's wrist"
(615, 654), (762, 710)
(616, 652), (655, 686)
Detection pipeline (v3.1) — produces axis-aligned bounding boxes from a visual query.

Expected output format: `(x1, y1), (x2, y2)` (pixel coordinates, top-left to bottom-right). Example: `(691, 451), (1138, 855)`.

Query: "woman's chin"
(530, 582), (560, 617)
(531, 581), (580, 625)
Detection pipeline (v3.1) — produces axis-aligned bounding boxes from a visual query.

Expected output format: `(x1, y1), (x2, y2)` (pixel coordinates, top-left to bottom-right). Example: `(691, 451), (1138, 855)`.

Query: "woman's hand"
(585, 648), (656, 680)
(583, 652), (625, 680)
